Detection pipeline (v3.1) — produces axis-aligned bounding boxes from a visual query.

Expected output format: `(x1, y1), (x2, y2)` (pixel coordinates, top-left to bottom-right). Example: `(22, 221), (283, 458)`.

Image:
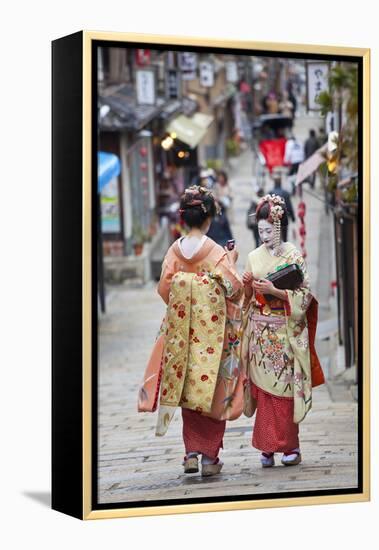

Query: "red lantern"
(297, 202), (306, 219)
(299, 225), (307, 237)
(298, 201), (306, 213)
(139, 146), (148, 157)
(140, 162), (147, 171)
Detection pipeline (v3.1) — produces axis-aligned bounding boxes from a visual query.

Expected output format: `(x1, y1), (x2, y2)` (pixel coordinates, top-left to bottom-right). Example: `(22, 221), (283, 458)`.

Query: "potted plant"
(132, 224), (146, 256)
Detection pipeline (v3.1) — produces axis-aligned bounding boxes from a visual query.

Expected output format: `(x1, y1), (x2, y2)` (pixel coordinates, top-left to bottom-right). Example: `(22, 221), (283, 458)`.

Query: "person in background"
(246, 186), (265, 248)
(286, 82), (297, 119)
(204, 169), (234, 247)
(215, 169), (234, 223)
(317, 127), (328, 147)
(262, 92), (279, 114)
(284, 134), (305, 196)
(304, 129), (320, 189)
(279, 90), (294, 127)
(269, 174), (295, 241)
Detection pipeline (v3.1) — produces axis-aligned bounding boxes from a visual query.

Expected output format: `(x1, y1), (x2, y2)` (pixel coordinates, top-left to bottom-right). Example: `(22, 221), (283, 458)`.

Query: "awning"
(166, 113), (214, 149)
(99, 84), (166, 131)
(191, 112), (214, 129)
(295, 144), (328, 185)
(98, 151), (121, 193)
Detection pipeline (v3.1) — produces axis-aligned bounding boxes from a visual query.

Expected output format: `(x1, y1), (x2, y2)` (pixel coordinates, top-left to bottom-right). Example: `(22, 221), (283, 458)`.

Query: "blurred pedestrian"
(304, 129), (320, 189)
(279, 90), (294, 123)
(317, 127), (328, 147)
(284, 134), (304, 196)
(262, 91), (279, 114)
(206, 204), (234, 247)
(286, 82), (297, 118)
(205, 169), (234, 247)
(246, 186), (265, 248)
(214, 169), (233, 222)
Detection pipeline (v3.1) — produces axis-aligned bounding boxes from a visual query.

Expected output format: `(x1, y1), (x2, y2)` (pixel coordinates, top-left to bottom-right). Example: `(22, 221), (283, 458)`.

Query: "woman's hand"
(224, 246), (238, 263)
(242, 271), (253, 287)
(253, 278), (275, 294)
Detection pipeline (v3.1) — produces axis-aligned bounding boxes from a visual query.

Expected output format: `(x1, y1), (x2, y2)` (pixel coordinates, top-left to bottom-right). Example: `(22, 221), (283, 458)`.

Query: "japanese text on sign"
(306, 62), (329, 111)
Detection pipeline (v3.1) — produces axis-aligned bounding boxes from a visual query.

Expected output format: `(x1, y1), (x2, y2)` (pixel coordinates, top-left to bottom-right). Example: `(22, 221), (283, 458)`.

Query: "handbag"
(264, 263), (303, 301)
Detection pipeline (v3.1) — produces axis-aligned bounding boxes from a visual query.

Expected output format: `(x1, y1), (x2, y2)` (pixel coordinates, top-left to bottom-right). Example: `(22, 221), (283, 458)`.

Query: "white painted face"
(258, 219), (275, 248)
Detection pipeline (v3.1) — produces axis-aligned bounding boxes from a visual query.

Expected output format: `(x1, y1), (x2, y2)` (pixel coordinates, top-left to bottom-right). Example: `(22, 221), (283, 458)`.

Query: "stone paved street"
(98, 115), (358, 504)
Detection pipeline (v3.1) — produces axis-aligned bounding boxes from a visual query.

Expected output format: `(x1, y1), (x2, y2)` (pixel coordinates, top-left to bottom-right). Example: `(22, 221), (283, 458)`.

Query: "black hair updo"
(179, 185), (217, 228)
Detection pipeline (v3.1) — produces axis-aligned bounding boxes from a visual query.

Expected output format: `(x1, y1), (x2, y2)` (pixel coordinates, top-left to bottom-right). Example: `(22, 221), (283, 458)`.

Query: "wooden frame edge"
(81, 31), (371, 520)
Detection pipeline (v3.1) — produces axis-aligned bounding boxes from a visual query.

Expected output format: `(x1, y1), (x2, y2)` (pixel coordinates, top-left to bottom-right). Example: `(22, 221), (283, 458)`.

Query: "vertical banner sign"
(226, 60), (239, 83)
(136, 68), (156, 105)
(199, 60), (215, 87)
(306, 62), (329, 111)
(166, 68), (182, 99)
(178, 52), (198, 80)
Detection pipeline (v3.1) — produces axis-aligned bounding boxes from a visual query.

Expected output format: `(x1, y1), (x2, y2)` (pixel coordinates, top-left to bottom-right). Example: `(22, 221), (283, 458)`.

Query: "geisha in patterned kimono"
(241, 194), (324, 468)
(139, 185), (244, 477)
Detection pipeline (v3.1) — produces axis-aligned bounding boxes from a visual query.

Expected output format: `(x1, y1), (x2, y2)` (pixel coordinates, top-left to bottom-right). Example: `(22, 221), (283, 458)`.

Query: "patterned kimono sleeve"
(285, 249), (315, 423)
(242, 256), (254, 311)
(214, 253), (244, 321)
(157, 252), (176, 305)
(285, 250), (313, 320)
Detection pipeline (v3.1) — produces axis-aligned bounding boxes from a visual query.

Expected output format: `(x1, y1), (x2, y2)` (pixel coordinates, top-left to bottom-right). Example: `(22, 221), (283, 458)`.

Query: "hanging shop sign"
(136, 68), (157, 105)
(135, 49), (151, 66)
(101, 178), (122, 234)
(199, 60), (215, 87)
(178, 52), (198, 80)
(226, 60), (239, 83)
(306, 61), (329, 111)
(165, 68), (182, 99)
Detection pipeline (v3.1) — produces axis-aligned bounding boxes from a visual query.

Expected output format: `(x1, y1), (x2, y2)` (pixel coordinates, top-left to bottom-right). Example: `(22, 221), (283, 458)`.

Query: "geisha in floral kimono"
(241, 194), (324, 468)
(139, 185), (244, 477)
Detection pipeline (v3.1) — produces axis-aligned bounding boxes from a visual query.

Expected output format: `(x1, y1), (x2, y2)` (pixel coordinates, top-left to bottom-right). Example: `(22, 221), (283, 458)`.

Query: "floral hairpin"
(182, 185), (217, 215)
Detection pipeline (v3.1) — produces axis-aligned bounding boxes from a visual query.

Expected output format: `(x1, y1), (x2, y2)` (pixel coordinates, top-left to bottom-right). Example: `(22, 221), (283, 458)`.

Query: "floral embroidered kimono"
(241, 241), (324, 453)
(150, 236), (244, 457)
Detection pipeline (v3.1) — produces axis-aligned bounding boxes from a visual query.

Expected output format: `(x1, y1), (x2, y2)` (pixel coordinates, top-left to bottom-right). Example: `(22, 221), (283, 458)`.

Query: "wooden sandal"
(201, 458), (223, 477)
(281, 450), (302, 466)
(183, 455), (199, 474)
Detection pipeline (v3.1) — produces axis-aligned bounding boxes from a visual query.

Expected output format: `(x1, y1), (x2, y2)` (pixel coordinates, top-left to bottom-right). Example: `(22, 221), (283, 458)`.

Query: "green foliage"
(318, 161), (328, 178)
(132, 224), (148, 244)
(206, 158), (223, 170)
(226, 138), (240, 157)
(315, 63), (359, 185)
(341, 181), (358, 204)
(316, 90), (333, 116)
(327, 173), (338, 193)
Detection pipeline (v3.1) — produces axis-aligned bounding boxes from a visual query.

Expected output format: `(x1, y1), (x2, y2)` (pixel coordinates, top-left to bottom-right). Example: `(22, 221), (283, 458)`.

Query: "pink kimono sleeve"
(157, 252), (176, 305)
(214, 253), (244, 321)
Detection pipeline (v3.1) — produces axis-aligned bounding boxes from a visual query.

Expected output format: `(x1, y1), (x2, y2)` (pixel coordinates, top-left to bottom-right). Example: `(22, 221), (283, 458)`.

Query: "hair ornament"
(257, 194), (285, 256)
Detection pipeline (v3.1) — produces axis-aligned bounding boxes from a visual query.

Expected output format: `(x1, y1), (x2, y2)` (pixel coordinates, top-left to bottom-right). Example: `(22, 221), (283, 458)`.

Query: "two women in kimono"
(145, 187), (323, 475)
